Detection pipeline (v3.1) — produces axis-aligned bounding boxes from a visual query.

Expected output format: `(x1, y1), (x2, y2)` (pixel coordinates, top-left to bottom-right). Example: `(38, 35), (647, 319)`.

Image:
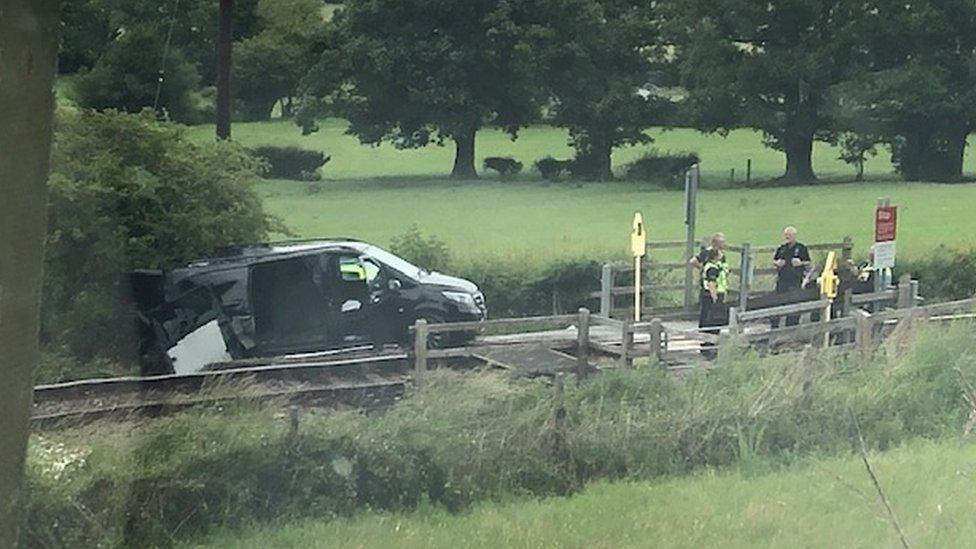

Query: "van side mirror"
(388, 279), (402, 291)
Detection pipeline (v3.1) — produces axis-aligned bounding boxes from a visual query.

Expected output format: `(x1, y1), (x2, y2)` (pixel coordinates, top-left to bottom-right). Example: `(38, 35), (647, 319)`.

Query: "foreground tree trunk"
(451, 126), (478, 179)
(0, 0), (59, 544)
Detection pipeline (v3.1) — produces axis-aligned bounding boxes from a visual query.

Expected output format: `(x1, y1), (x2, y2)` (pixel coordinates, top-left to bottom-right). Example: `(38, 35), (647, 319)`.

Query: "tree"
(74, 28), (202, 123)
(1, 0), (58, 544)
(234, 0), (324, 120)
(59, 0), (113, 73)
(304, 0), (546, 178)
(848, 0), (976, 182)
(668, 0), (869, 184)
(836, 132), (880, 182)
(538, 0), (670, 181)
(94, 0), (262, 84)
(44, 109), (282, 362)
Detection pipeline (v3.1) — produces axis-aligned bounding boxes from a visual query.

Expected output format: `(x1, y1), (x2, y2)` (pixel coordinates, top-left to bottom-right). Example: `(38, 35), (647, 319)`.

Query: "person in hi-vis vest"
(699, 247), (729, 358)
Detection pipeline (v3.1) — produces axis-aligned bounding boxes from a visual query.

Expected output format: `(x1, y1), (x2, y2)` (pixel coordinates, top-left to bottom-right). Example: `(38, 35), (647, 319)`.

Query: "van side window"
(362, 258), (381, 284)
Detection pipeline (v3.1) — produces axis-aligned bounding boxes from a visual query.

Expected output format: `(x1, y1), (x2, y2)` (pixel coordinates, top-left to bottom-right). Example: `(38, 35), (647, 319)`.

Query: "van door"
(324, 252), (372, 346)
(249, 256), (334, 355)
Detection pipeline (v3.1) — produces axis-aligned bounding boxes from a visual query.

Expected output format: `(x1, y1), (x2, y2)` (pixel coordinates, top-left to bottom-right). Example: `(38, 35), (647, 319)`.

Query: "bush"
(74, 29), (203, 123)
(624, 150), (700, 189)
(459, 259), (603, 317)
(483, 157), (524, 178)
(251, 145), (330, 180)
(534, 156), (574, 181)
(44, 109), (281, 364)
(388, 226), (453, 272)
(896, 245), (976, 301)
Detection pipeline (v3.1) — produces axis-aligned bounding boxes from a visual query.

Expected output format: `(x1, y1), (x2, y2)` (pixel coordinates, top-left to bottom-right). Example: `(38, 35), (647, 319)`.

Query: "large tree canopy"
(233, 0), (324, 120)
(304, 0), (546, 178)
(844, 0), (976, 181)
(668, 0), (868, 183)
(538, 0), (671, 181)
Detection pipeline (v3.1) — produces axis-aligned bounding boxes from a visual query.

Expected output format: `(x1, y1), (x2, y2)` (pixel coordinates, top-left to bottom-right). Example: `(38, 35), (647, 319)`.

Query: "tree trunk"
(0, 0), (59, 544)
(780, 131), (817, 184)
(946, 128), (968, 181)
(897, 126), (968, 182)
(451, 126), (478, 179)
(593, 132), (613, 182)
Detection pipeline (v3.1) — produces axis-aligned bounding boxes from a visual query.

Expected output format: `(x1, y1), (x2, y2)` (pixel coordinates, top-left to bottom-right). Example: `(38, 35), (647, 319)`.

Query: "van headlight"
(442, 291), (479, 312)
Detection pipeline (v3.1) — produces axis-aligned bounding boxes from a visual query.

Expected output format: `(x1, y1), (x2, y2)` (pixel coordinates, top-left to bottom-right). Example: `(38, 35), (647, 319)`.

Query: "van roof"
(183, 239), (370, 270)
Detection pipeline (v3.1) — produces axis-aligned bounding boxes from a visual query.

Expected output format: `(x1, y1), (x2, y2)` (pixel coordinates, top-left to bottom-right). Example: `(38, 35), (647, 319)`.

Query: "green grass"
(189, 438), (976, 549)
(185, 118), (904, 181)
(184, 119), (976, 264)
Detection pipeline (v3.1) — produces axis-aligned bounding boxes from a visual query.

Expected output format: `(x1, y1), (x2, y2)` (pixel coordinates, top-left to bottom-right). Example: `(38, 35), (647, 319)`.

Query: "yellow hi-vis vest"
(702, 261), (729, 294)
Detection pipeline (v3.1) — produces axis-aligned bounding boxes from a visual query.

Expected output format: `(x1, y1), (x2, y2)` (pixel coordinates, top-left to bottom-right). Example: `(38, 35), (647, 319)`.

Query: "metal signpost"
(631, 213), (647, 322)
(874, 198), (898, 292)
(683, 165), (700, 312)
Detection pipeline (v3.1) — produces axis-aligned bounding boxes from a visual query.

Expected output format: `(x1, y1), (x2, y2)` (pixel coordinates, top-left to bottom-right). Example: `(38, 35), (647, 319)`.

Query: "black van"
(133, 240), (487, 374)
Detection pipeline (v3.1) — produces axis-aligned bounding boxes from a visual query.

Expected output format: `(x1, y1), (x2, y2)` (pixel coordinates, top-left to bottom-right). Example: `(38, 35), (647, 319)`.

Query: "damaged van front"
(132, 240), (487, 375)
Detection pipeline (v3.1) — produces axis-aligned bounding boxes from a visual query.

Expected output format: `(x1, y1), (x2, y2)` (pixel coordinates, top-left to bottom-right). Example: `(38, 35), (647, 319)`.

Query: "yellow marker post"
(631, 213), (647, 322)
(818, 251), (840, 346)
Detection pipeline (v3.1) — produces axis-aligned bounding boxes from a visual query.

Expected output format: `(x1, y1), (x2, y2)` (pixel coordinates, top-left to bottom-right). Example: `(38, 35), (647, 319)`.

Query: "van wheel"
(417, 313), (448, 349)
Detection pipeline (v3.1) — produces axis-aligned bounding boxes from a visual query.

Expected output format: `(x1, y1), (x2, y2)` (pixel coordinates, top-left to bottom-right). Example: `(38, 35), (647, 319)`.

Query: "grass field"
(183, 120), (976, 264)
(190, 438), (976, 548)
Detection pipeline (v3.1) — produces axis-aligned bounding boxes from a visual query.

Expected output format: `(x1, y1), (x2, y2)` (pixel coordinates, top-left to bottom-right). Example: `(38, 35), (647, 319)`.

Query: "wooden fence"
(408, 294), (975, 386)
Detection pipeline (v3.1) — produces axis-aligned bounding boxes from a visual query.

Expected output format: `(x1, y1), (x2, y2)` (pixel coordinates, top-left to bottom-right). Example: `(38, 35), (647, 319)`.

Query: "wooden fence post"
(552, 372), (569, 466)
(728, 306), (740, 335)
(854, 309), (873, 364)
(621, 317), (634, 368)
(600, 263), (614, 317)
(841, 236), (854, 265)
(738, 242), (752, 312)
(289, 404), (300, 437)
(414, 319), (428, 389)
(576, 308), (591, 380)
(897, 274), (913, 309)
(649, 318), (664, 365)
(746, 158), (752, 184)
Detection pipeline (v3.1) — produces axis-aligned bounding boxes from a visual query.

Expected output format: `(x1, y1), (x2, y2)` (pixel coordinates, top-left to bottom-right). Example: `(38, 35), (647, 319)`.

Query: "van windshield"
(363, 245), (426, 280)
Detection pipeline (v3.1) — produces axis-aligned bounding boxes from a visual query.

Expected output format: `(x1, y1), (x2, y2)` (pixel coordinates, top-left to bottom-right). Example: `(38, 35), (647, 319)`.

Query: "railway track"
(31, 350), (413, 430)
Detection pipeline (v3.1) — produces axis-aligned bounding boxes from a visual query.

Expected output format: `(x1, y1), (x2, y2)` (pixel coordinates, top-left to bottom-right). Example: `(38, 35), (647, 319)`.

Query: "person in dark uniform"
(689, 232), (727, 272)
(772, 226), (811, 327)
(699, 247), (729, 358)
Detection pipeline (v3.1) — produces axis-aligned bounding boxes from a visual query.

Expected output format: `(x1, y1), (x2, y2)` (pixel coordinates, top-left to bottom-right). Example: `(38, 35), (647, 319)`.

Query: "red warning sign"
(875, 206), (897, 242)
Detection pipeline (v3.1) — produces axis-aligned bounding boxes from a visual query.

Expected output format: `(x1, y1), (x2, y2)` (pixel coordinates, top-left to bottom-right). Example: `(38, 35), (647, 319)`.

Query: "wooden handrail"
(742, 316), (857, 344)
(409, 314), (578, 334)
(737, 299), (831, 322)
(872, 298), (976, 323)
(851, 290), (897, 305)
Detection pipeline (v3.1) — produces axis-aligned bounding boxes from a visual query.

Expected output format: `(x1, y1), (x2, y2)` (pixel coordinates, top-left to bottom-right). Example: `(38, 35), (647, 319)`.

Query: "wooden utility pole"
(0, 0), (59, 544)
(216, 0), (234, 140)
